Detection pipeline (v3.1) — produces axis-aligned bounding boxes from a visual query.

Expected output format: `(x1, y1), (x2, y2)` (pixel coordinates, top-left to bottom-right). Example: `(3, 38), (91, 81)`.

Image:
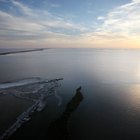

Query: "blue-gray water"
(0, 48), (140, 140)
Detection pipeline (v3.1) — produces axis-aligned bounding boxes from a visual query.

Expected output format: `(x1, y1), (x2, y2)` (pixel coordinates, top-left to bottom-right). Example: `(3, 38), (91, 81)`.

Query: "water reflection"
(129, 85), (140, 109)
(47, 86), (83, 140)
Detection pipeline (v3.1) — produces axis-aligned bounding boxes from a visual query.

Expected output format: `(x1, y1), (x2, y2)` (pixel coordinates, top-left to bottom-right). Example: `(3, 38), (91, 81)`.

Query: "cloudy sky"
(0, 0), (140, 48)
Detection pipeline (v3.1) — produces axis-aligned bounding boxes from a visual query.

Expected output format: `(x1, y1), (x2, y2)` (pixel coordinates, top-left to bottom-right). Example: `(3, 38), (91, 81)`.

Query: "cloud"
(88, 0), (140, 42)
(1, 0), (140, 48)
(0, 0), (88, 42)
(133, 0), (140, 3)
(0, 0), (9, 2)
(72, 0), (140, 48)
(97, 16), (105, 20)
(11, 0), (34, 16)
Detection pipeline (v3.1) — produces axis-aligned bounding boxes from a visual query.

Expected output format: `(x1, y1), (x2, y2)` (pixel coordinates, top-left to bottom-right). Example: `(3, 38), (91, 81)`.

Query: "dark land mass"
(47, 86), (83, 140)
(0, 48), (47, 55)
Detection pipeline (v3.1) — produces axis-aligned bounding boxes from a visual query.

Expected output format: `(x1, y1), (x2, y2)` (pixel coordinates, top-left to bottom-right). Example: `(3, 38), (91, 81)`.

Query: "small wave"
(0, 77), (47, 90)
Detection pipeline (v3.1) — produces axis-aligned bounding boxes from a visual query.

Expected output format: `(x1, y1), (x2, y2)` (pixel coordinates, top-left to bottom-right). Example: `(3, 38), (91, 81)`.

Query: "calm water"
(0, 48), (140, 140)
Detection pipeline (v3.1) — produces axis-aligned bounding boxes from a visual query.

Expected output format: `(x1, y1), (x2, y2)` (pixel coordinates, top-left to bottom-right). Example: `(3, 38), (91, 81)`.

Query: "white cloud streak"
(11, 0), (34, 16)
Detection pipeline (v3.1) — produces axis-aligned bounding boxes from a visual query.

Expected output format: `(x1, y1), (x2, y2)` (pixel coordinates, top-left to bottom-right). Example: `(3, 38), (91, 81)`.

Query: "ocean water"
(0, 48), (140, 140)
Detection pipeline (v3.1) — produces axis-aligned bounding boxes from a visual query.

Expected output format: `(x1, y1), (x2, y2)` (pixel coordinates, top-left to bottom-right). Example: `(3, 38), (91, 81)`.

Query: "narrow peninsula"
(0, 48), (47, 55)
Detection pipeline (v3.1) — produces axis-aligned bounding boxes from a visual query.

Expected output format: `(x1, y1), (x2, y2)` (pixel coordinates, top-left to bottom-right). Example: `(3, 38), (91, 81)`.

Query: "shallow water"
(0, 48), (140, 139)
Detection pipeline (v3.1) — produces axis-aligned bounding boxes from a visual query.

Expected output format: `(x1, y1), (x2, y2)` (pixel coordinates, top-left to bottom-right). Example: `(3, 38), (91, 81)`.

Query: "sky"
(0, 0), (140, 48)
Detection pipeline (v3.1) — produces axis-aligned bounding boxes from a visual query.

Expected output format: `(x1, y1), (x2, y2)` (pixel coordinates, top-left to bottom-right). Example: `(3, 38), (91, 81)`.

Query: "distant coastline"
(0, 48), (47, 55)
